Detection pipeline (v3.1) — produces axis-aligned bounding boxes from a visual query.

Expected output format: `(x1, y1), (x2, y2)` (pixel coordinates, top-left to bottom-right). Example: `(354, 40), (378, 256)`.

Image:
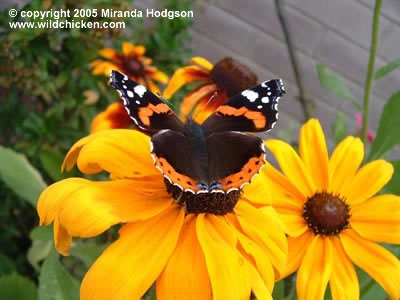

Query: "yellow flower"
(90, 42), (168, 94)
(90, 42), (168, 132)
(258, 118), (400, 300)
(37, 129), (287, 300)
(164, 56), (257, 123)
(90, 102), (132, 133)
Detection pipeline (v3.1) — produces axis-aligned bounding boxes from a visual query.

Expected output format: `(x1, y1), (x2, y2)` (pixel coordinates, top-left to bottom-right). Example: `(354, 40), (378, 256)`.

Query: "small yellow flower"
(258, 118), (400, 299)
(90, 42), (168, 132)
(164, 56), (257, 123)
(37, 129), (287, 300)
(90, 42), (168, 94)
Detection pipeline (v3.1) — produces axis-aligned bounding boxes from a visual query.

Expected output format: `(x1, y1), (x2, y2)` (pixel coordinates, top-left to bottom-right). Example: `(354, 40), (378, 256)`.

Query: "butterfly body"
(110, 70), (285, 195)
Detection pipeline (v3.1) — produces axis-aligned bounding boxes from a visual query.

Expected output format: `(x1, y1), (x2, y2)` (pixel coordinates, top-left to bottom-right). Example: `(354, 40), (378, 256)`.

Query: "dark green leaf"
(368, 91), (400, 161)
(316, 63), (361, 110)
(69, 242), (107, 269)
(0, 272), (38, 300)
(39, 146), (67, 181)
(0, 253), (16, 275)
(272, 279), (285, 299)
(38, 248), (80, 300)
(30, 225), (53, 241)
(386, 160), (400, 195)
(358, 267), (386, 299)
(332, 112), (348, 145)
(374, 58), (400, 80)
(0, 146), (47, 206)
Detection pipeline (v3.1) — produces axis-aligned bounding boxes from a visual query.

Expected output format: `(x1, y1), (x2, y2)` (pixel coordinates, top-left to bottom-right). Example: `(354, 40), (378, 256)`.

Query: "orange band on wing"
(153, 155), (199, 192)
(216, 105), (266, 129)
(138, 103), (172, 126)
(220, 152), (265, 190)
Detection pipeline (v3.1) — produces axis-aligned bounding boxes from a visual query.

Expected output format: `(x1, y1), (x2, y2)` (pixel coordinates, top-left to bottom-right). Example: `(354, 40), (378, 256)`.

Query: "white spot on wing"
(123, 85), (127, 89)
(127, 90), (134, 98)
(136, 100), (140, 105)
(134, 85), (147, 98)
(261, 97), (269, 103)
(242, 90), (259, 102)
(257, 105), (262, 109)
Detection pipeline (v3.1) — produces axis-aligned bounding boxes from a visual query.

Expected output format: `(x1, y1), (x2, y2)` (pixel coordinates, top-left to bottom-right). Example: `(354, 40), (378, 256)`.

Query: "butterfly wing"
(201, 79), (285, 134)
(206, 131), (266, 192)
(110, 70), (184, 135)
(150, 129), (208, 193)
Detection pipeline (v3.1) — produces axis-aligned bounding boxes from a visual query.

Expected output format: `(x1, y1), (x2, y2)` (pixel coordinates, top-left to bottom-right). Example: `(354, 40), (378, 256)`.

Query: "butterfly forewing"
(110, 70), (184, 135)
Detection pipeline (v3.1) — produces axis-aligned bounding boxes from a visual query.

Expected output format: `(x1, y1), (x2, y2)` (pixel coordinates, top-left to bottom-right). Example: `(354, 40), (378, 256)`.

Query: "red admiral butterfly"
(110, 70), (285, 194)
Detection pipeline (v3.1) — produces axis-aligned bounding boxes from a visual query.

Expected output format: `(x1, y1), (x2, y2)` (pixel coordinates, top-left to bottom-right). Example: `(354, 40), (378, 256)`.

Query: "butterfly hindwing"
(110, 70), (184, 135)
(201, 79), (285, 134)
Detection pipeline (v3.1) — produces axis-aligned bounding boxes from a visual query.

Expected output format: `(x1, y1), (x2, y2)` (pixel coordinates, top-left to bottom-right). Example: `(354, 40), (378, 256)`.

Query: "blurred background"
(0, 0), (399, 299)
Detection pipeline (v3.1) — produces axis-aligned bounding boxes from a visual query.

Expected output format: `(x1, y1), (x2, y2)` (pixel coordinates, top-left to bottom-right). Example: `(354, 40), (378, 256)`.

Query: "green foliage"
(316, 63), (361, 110)
(0, 272), (38, 300)
(332, 112), (348, 145)
(368, 91), (400, 161)
(0, 145), (46, 206)
(374, 58), (400, 80)
(38, 248), (80, 300)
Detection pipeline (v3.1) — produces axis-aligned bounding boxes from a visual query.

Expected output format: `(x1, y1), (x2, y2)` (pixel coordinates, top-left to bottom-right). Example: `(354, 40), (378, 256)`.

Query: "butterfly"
(110, 70), (285, 194)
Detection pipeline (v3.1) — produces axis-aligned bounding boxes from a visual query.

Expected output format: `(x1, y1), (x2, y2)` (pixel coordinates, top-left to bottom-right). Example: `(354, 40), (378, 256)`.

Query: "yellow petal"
(266, 139), (316, 198)
(62, 130), (158, 178)
(90, 102), (132, 133)
(261, 162), (306, 202)
(92, 61), (120, 76)
(81, 206), (184, 300)
(247, 260), (273, 300)
(196, 214), (251, 300)
(329, 136), (364, 193)
(54, 216), (72, 256)
(299, 119), (329, 190)
(279, 230), (314, 279)
(242, 170), (272, 206)
(37, 178), (88, 226)
(150, 70), (169, 84)
(277, 212), (308, 237)
(145, 78), (161, 94)
(133, 45), (146, 57)
(57, 179), (172, 238)
(343, 160), (394, 205)
(122, 42), (137, 57)
(163, 66), (210, 99)
(190, 56), (214, 71)
(341, 229), (400, 298)
(156, 216), (211, 300)
(237, 227), (275, 293)
(296, 235), (333, 300)
(351, 194), (400, 243)
(235, 202), (288, 278)
(99, 48), (121, 61)
(329, 237), (359, 300)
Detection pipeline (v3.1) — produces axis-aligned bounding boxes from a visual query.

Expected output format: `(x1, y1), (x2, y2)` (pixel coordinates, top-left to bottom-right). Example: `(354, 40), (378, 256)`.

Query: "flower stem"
(274, 0), (313, 121)
(361, 0), (383, 144)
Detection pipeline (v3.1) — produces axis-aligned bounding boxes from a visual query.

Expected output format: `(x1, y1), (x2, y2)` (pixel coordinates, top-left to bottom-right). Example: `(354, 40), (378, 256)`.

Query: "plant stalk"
(361, 0), (383, 144)
(274, 0), (313, 121)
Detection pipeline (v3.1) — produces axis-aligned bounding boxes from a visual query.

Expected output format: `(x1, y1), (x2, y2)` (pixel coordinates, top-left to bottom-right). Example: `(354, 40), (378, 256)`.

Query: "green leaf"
(69, 242), (107, 269)
(30, 225), (54, 241)
(358, 267), (386, 299)
(332, 112), (348, 145)
(27, 240), (52, 271)
(368, 91), (400, 161)
(374, 58), (400, 80)
(0, 253), (16, 275)
(39, 146), (68, 181)
(0, 146), (47, 206)
(385, 160), (400, 195)
(0, 272), (38, 300)
(316, 63), (361, 110)
(38, 248), (80, 300)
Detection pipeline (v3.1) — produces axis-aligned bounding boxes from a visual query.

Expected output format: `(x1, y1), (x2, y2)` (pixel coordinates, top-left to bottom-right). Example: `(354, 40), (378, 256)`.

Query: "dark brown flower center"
(124, 58), (145, 77)
(210, 57), (257, 97)
(164, 179), (240, 215)
(303, 191), (350, 235)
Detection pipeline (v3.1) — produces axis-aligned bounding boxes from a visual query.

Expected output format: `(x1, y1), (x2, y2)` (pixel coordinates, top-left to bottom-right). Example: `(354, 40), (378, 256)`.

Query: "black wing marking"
(110, 70), (184, 135)
(201, 79), (285, 135)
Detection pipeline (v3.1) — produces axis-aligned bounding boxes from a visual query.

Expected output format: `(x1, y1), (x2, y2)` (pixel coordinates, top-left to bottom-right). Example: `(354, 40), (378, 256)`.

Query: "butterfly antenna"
(191, 91), (218, 121)
(158, 94), (189, 120)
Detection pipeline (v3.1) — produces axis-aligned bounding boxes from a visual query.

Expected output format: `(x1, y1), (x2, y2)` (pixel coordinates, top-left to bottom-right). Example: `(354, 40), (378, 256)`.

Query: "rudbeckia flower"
(90, 42), (168, 132)
(258, 118), (400, 299)
(37, 129), (287, 299)
(163, 57), (257, 123)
